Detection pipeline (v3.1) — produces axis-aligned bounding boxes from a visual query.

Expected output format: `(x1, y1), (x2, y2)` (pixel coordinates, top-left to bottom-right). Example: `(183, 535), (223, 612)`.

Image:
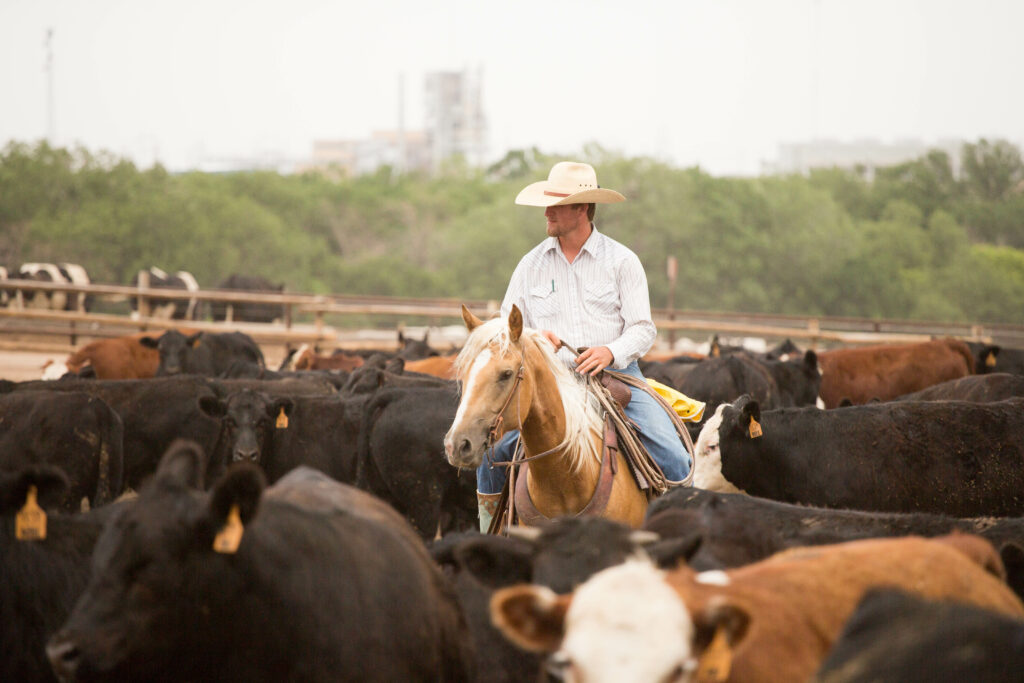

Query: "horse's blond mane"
(454, 317), (603, 471)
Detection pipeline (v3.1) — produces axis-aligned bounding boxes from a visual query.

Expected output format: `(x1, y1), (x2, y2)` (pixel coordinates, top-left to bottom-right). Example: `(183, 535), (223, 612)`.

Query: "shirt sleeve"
(605, 252), (657, 368)
(500, 256), (529, 321)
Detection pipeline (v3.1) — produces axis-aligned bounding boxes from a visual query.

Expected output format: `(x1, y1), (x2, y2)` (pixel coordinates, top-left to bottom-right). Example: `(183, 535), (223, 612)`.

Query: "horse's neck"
(518, 342), (600, 503)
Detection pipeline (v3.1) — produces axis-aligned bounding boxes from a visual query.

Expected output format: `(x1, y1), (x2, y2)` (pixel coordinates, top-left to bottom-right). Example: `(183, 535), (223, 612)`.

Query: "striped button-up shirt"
(500, 225), (657, 369)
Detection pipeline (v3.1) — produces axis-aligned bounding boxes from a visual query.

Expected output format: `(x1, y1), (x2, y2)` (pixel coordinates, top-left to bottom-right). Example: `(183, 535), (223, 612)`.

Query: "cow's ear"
(490, 585), (570, 653)
(269, 397), (294, 418)
(155, 440), (206, 490)
(385, 357), (405, 374)
(647, 532), (704, 570)
(398, 329), (406, 343)
(508, 305), (524, 343)
(803, 350), (818, 373)
(735, 396), (761, 429)
(693, 597), (750, 662)
(208, 463), (265, 530)
(462, 304), (483, 332)
(0, 465), (69, 514)
(139, 336), (159, 349)
(453, 536), (535, 588)
(186, 333), (202, 347)
(198, 395), (226, 418)
(422, 329), (430, 344)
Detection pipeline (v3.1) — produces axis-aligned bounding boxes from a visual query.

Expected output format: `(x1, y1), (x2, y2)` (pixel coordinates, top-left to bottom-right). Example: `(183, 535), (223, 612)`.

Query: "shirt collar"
(542, 223), (604, 256)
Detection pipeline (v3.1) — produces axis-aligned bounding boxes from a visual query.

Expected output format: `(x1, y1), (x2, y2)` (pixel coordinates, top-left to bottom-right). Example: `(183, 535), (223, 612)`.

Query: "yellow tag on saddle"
(16, 485), (47, 541)
(645, 379), (706, 423)
(696, 627), (733, 682)
(748, 416), (763, 439)
(276, 406), (289, 429)
(213, 504), (244, 554)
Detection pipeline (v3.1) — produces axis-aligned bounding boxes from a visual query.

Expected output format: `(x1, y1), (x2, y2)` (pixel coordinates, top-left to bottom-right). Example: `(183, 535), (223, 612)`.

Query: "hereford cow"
(490, 534), (1024, 683)
(47, 445), (473, 682)
(1, 466), (112, 682)
(0, 391), (124, 511)
(140, 329), (265, 377)
(14, 262), (91, 311)
(694, 395), (1024, 517)
(210, 274), (284, 323)
(817, 338), (974, 408)
(130, 267), (200, 320)
(642, 487), (1024, 598)
(814, 589), (1024, 683)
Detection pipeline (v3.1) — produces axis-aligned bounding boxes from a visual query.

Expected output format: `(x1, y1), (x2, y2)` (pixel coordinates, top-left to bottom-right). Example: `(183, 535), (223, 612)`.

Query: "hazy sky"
(2, 0), (1022, 175)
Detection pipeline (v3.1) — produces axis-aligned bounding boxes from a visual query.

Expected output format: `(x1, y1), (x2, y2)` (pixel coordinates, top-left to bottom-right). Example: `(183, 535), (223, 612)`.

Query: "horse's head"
(444, 305), (538, 468)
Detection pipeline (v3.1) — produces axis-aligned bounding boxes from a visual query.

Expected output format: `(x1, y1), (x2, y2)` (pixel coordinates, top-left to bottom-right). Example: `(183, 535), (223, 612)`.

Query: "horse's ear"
(508, 305), (523, 342)
(462, 304), (483, 332)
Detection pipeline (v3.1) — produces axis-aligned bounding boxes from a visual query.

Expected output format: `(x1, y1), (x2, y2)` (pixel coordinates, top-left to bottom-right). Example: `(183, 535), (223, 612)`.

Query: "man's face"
(545, 204), (585, 238)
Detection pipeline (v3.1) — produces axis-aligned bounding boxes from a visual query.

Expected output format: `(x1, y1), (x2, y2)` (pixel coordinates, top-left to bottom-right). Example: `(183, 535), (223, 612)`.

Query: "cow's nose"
(233, 448), (259, 462)
(47, 637), (81, 681)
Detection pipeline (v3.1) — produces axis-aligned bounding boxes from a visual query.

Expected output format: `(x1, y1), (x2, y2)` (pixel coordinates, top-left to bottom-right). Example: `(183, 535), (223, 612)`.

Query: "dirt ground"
(0, 350), (66, 382)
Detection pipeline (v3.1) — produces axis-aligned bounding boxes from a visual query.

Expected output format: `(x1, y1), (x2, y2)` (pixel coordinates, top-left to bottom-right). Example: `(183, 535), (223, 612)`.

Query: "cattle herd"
(4, 314), (1024, 681)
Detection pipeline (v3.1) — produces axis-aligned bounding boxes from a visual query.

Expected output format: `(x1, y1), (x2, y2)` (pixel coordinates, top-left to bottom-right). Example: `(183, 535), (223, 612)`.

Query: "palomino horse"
(443, 304), (648, 528)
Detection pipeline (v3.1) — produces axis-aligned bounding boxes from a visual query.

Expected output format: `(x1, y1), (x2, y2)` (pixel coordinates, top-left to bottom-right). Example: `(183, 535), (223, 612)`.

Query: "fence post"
(136, 269), (150, 330)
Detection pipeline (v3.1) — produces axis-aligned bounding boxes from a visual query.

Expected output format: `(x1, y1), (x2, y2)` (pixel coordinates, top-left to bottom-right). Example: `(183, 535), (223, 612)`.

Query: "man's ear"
(462, 304), (483, 332)
(490, 585), (570, 653)
(508, 305), (523, 343)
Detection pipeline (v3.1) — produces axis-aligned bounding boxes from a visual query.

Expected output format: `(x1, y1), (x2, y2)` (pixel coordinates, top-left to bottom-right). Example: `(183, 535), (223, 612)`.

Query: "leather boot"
(477, 491), (502, 533)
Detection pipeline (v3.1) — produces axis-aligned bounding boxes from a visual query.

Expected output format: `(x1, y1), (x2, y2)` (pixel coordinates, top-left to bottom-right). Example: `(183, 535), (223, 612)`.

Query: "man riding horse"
(474, 161), (693, 531)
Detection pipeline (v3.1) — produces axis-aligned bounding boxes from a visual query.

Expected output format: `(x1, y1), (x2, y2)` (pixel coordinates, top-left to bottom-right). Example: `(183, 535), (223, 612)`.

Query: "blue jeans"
(477, 361), (692, 494)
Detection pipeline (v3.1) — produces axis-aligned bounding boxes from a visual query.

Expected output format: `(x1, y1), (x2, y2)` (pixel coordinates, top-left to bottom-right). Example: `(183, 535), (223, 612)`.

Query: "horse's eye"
(499, 369), (514, 381)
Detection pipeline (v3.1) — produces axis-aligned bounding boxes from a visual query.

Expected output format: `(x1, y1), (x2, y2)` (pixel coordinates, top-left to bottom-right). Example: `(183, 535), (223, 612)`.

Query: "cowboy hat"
(515, 161), (626, 207)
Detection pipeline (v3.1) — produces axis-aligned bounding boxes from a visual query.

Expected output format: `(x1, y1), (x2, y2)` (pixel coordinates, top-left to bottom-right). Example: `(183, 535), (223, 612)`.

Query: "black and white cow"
(130, 267), (200, 320)
(14, 262), (91, 311)
(47, 446), (474, 682)
(693, 395), (1024, 517)
(0, 266), (9, 307)
(210, 274), (285, 323)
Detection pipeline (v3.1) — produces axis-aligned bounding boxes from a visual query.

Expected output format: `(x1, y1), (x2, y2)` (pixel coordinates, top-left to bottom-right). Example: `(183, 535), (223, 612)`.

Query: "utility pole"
(45, 28), (55, 143)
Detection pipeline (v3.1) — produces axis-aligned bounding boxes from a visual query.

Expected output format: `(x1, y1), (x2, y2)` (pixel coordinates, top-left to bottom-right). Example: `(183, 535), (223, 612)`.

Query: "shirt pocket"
(529, 283), (560, 322)
(584, 279), (619, 316)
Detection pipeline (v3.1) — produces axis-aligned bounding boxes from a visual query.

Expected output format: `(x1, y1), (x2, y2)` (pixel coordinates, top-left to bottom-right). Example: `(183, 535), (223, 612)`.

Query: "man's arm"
(603, 253), (657, 369)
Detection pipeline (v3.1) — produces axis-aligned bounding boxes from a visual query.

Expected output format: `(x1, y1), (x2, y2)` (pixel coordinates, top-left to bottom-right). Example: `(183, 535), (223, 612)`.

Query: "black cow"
(642, 487), (1024, 599)
(0, 391), (124, 511)
(693, 395), (1024, 517)
(1, 466), (110, 682)
(341, 360), (452, 395)
(129, 267), (200, 320)
(430, 518), (663, 683)
(198, 390), (368, 485)
(638, 356), (702, 391)
(895, 372), (1024, 402)
(397, 329), (441, 360)
(47, 445), (474, 682)
(814, 589), (1024, 683)
(14, 262), (91, 311)
(140, 330), (265, 377)
(967, 341), (1024, 376)
(356, 386), (476, 539)
(210, 274), (284, 323)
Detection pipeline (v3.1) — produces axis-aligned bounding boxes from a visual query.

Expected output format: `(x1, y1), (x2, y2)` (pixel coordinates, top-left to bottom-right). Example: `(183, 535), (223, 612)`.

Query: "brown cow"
(817, 338), (974, 408)
(289, 344), (364, 372)
(404, 353), (458, 379)
(45, 330), (198, 380)
(491, 533), (1024, 683)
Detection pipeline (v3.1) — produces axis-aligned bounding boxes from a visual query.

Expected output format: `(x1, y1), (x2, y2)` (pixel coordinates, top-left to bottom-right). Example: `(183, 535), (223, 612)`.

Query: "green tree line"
(1, 139), (1022, 324)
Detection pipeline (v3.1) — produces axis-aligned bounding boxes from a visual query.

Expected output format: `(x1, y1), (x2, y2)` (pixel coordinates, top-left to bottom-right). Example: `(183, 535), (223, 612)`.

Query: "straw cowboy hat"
(515, 161), (626, 207)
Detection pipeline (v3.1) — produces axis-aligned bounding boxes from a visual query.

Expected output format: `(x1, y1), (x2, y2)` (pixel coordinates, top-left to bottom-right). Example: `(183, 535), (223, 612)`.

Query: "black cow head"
(198, 390), (293, 465)
(723, 395), (762, 440)
(47, 441), (266, 682)
(398, 329), (439, 360)
(140, 330), (203, 376)
(0, 465), (69, 514)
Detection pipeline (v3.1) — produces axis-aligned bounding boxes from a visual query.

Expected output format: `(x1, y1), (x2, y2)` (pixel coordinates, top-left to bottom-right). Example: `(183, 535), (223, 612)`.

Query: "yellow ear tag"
(696, 627), (733, 683)
(748, 416), (763, 439)
(16, 485), (47, 541)
(711, 345), (721, 358)
(275, 406), (289, 429)
(213, 504), (244, 554)
(986, 352), (997, 368)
